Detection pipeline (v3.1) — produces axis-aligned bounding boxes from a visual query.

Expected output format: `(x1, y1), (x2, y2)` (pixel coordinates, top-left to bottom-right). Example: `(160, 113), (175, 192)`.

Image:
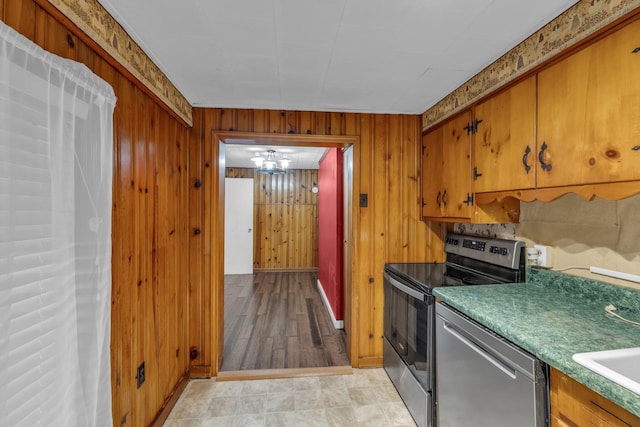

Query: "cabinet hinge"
(463, 193), (474, 206)
(464, 122), (473, 135)
(473, 167), (482, 181)
(464, 119), (483, 135)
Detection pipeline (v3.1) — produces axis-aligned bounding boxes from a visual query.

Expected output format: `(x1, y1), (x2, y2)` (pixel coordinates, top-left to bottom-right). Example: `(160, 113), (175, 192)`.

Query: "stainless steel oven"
(383, 263), (444, 427)
(383, 233), (526, 427)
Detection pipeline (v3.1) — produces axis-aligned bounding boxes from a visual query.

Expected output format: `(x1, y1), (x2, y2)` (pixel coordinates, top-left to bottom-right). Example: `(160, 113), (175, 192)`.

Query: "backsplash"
(516, 193), (640, 290)
(453, 223), (516, 240)
(454, 193), (640, 290)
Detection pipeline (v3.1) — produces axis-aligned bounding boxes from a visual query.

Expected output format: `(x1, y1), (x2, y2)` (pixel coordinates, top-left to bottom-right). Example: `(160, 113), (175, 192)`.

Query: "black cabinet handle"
(442, 189), (448, 207)
(436, 191), (442, 208)
(538, 142), (552, 172)
(522, 146), (532, 174)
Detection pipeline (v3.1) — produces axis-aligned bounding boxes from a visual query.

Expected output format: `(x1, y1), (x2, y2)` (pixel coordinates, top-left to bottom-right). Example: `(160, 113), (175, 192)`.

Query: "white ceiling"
(225, 142), (328, 169)
(98, 0), (578, 115)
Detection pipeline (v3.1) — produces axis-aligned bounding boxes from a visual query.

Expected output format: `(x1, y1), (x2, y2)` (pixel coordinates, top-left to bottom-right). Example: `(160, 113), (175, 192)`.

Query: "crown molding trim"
(422, 0), (640, 130)
(45, 0), (193, 126)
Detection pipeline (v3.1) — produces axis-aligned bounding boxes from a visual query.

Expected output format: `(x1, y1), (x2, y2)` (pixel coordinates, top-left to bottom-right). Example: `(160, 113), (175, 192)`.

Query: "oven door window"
(384, 277), (432, 390)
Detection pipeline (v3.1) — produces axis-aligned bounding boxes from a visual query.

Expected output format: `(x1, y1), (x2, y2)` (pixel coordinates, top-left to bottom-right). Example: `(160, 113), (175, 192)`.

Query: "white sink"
(573, 347), (640, 395)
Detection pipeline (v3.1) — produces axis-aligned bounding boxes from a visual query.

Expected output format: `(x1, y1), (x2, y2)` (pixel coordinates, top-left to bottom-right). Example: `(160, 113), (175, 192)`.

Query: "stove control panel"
(490, 246), (510, 256)
(445, 236), (459, 246)
(444, 233), (525, 270)
(463, 239), (486, 251)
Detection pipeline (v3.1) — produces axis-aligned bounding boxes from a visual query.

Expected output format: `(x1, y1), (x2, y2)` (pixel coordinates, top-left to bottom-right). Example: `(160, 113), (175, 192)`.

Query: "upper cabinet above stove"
(421, 14), (640, 224)
(422, 111), (473, 222)
(421, 110), (521, 224)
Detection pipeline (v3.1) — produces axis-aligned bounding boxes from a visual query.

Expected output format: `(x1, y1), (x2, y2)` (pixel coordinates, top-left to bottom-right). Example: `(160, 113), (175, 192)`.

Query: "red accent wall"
(318, 148), (344, 321)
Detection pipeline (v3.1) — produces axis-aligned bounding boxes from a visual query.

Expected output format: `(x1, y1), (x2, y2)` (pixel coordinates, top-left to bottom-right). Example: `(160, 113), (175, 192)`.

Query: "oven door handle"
(384, 272), (427, 301)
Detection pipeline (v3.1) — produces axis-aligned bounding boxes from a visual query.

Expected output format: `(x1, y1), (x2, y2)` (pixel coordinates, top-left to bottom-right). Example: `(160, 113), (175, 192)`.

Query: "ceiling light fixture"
(250, 152), (264, 167)
(280, 154), (290, 169)
(255, 149), (288, 175)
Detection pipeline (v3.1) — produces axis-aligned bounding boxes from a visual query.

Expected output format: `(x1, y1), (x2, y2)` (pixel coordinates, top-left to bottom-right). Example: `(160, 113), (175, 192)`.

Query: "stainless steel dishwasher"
(435, 303), (548, 427)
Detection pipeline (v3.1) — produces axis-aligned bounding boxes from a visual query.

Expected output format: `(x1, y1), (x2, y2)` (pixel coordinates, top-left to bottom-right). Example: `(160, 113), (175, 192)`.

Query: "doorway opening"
(212, 132), (358, 378)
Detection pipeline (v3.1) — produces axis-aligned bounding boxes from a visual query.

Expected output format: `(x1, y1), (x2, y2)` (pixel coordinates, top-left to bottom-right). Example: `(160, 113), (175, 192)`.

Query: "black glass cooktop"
(384, 262), (448, 293)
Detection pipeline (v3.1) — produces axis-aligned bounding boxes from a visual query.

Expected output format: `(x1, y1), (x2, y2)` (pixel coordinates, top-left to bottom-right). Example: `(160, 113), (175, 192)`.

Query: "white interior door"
(224, 178), (254, 274)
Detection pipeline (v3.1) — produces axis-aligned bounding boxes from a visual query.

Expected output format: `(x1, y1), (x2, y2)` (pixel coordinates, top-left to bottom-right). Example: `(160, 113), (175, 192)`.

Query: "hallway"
(221, 272), (350, 371)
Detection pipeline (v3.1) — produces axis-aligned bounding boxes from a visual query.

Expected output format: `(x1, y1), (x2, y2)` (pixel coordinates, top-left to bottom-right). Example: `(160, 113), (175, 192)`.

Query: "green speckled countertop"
(432, 267), (640, 417)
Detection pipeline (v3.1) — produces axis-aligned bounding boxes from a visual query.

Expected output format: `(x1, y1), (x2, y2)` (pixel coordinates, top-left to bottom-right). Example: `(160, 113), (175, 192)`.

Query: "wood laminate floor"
(222, 272), (350, 371)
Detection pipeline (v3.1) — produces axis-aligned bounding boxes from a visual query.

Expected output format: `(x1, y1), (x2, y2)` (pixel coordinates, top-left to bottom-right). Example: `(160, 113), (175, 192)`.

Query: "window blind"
(1, 20), (115, 427)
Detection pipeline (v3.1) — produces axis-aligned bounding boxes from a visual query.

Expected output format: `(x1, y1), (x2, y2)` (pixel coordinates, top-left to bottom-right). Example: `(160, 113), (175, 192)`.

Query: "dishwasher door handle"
(384, 272), (426, 301)
(441, 320), (517, 379)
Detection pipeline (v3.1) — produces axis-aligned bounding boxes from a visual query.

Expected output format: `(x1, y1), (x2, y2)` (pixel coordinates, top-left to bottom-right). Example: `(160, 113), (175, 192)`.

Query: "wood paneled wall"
(5, 3), (444, 422)
(3, 3), (191, 426)
(190, 109), (444, 373)
(225, 168), (319, 271)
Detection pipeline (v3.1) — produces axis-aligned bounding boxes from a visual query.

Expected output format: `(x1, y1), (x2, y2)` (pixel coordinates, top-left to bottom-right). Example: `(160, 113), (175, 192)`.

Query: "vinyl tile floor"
(164, 368), (416, 427)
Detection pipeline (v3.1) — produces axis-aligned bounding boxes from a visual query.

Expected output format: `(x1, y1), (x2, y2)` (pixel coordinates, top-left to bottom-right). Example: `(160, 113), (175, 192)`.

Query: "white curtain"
(0, 20), (116, 427)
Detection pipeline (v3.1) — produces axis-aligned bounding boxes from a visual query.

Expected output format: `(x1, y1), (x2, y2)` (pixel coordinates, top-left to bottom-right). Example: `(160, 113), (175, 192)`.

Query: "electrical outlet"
(136, 362), (145, 389)
(534, 244), (553, 268)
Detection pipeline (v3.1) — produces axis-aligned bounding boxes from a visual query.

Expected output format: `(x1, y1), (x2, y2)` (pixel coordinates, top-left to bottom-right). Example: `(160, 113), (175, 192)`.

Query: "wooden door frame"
(209, 131), (360, 375)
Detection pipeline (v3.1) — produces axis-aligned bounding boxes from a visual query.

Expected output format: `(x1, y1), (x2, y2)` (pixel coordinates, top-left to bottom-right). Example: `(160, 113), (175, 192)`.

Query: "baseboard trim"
(150, 369), (190, 427)
(357, 356), (384, 368)
(216, 365), (353, 382)
(317, 279), (344, 329)
(189, 365), (212, 378)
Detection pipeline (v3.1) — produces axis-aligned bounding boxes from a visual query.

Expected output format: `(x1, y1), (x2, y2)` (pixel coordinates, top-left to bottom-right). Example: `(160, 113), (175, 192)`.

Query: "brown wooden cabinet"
(473, 75), (537, 193)
(422, 15), (640, 221)
(537, 18), (640, 188)
(422, 125), (444, 218)
(456, 17), (640, 209)
(422, 111), (473, 221)
(550, 368), (640, 427)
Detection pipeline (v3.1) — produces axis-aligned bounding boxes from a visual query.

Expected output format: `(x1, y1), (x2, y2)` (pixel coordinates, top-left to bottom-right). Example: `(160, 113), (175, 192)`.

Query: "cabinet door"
(537, 18), (640, 187)
(550, 368), (640, 427)
(473, 76), (537, 192)
(441, 112), (472, 219)
(421, 127), (444, 218)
